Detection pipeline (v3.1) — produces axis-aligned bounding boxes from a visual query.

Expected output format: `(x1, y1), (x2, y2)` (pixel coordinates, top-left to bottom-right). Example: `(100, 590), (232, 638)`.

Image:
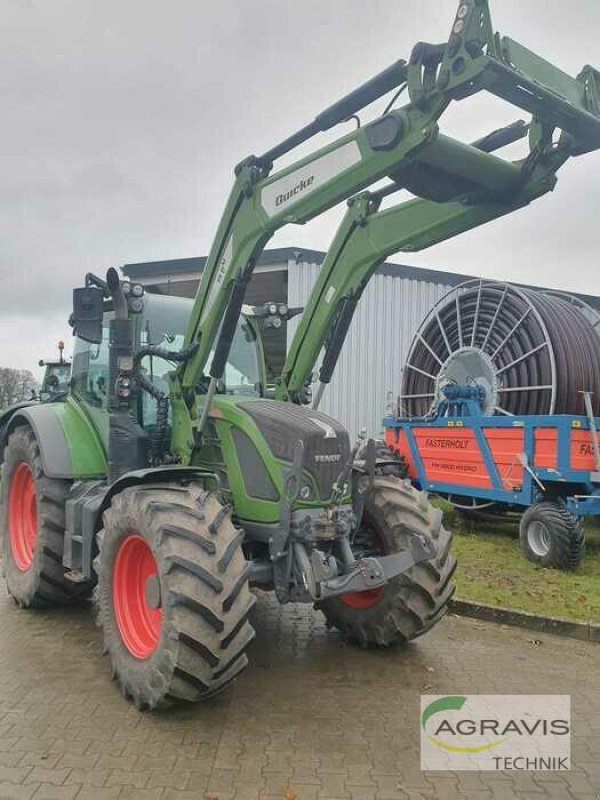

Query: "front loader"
(1, 1), (599, 708)
(274, 51), (600, 624)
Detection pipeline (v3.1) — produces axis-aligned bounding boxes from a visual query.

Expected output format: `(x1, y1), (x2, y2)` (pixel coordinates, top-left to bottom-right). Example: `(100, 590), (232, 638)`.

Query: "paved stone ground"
(0, 590), (598, 800)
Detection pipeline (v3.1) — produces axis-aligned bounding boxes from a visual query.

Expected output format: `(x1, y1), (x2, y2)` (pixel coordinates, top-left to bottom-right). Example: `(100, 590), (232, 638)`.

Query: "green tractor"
(38, 341), (71, 402)
(1, 0), (598, 709)
(0, 342), (71, 443)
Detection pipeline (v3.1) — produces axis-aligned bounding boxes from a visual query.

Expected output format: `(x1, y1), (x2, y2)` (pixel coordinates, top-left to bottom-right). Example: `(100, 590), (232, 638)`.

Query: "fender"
(97, 466), (217, 520)
(0, 400), (106, 479)
(0, 401), (37, 442)
(66, 466), (218, 579)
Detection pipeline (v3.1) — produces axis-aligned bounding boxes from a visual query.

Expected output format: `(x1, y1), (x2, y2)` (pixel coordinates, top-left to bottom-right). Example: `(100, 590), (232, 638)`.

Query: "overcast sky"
(2, 0), (599, 378)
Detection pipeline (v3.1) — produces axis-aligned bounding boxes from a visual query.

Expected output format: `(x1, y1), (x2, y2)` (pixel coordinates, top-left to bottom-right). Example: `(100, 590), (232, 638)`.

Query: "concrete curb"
(450, 598), (600, 643)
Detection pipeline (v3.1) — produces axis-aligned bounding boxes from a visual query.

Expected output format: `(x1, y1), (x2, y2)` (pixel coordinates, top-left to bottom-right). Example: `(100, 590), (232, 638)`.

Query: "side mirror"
(72, 287), (104, 344)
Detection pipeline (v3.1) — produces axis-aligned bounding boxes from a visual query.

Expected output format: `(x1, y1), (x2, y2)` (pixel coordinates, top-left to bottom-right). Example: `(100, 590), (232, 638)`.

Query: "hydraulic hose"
(132, 341), (198, 463)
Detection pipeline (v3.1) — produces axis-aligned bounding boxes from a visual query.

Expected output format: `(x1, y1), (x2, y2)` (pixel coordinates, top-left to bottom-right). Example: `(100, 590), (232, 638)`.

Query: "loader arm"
(175, 0), (600, 453)
(277, 123), (576, 404)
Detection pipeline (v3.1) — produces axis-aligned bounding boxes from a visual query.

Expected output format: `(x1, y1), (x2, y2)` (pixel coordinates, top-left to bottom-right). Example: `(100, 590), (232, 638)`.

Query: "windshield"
(41, 363), (71, 397)
(214, 318), (262, 396)
(139, 293), (262, 396)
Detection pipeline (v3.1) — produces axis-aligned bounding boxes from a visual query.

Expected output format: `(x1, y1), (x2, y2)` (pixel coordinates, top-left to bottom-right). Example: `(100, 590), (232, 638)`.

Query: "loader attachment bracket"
(432, 2), (600, 154)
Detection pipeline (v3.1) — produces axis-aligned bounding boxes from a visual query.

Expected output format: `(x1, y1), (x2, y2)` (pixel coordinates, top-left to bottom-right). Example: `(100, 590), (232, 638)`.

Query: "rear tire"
(520, 501), (584, 570)
(0, 425), (92, 607)
(95, 483), (255, 709)
(318, 476), (456, 646)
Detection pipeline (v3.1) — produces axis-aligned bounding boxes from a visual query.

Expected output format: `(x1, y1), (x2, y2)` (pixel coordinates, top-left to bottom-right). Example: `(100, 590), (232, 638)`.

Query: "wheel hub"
(112, 534), (162, 659)
(527, 520), (552, 557)
(8, 463), (37, 571)
(436, 347), (498, 415)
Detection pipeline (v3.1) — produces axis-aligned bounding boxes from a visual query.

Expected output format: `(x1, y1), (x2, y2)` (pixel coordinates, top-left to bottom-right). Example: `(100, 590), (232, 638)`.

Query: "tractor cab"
(69, 278), (355, 537)
(70, 291), (267, 450)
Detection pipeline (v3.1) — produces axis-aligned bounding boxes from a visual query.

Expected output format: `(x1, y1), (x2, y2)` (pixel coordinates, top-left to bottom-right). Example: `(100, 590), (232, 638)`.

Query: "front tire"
(0, 425), (91, 607)
(318, 476), (456, 646)
(95, 483), (255, 709)
(520, 501), (584, 570)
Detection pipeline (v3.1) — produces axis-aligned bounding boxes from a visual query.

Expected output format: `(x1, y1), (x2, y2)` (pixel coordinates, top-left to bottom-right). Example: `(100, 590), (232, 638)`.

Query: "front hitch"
(303, 535), (435, 602)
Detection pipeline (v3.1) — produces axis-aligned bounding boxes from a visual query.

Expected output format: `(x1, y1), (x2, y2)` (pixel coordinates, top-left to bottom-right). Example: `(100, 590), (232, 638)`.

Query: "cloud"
(1, 0), (599, 371)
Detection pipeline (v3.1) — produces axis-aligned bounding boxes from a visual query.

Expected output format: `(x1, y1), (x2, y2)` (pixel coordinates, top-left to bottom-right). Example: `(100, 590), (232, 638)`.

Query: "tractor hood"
(237, 400), (351, 501)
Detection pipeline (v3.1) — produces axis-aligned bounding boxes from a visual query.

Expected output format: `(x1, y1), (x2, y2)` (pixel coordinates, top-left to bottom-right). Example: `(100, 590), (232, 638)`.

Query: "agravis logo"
(420, 695), (570, 772)
(422, 696), (506, 753)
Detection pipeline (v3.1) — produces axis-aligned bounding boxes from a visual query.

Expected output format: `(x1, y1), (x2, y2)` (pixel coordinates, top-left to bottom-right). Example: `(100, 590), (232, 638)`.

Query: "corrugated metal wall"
(287, 259), (452, 438)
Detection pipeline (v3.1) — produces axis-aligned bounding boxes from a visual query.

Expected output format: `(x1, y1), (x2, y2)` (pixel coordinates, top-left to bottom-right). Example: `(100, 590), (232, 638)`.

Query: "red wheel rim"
(8, 463), (37, 571)
(341, 522), (385, 609)
(113, 534), (162, 659)
(340, 586), (384, 609)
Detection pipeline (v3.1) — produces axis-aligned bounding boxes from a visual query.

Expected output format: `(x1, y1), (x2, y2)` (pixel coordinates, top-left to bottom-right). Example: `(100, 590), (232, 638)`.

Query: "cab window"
(218, 319), (262, 396)
(71, 324), (110, 408)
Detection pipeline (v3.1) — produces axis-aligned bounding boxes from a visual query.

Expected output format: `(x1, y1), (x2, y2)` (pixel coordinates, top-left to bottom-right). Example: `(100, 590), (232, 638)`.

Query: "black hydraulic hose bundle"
(133, 342), (198, 463)
(401, 282), (600, 418)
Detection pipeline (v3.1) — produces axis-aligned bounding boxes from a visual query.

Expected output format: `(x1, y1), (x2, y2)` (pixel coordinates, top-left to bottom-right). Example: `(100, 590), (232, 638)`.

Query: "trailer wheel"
(520, 501), (584, 570)
(318, 476), (456, 646)
(95, 483), (255, 709)
(0, 425), (92, 607)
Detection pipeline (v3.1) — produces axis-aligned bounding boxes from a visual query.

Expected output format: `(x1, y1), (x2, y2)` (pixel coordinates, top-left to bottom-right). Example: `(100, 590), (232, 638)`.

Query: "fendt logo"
(314, 453), (341, 464)
(275, 175), (315, 207)
(420, 695), (570, 772)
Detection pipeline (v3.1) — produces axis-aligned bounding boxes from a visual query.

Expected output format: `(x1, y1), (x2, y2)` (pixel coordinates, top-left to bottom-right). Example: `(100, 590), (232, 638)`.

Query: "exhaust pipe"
(106, 267), (128, 321)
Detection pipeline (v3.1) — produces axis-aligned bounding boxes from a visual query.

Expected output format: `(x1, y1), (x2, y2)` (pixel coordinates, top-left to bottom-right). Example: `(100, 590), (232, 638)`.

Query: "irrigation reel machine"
(385, 281), (600, 570)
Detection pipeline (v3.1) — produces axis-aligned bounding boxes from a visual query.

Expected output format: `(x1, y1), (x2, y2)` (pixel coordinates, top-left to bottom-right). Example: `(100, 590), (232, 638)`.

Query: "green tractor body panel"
(58, 397), (108, 478)
(1, 398), (107, 481)
(193, 395), (350, 526)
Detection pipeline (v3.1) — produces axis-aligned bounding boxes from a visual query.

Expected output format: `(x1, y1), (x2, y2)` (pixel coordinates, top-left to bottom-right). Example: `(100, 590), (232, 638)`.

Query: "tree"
(0, 368), (38, 410)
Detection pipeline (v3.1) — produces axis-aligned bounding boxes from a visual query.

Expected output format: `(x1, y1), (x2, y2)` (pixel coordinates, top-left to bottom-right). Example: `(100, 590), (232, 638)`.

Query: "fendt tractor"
(0, 341), (71, 438)
(1, 1), (599, 708)
(38, 341), (71, 402)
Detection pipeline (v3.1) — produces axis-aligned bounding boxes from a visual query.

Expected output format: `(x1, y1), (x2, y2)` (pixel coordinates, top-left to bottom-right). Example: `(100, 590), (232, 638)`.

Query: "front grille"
(238, 400), (351, 501)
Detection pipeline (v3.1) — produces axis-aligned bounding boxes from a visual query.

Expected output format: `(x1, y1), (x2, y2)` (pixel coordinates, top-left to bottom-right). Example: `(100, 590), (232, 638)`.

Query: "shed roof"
(122, 247), (600, 309)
